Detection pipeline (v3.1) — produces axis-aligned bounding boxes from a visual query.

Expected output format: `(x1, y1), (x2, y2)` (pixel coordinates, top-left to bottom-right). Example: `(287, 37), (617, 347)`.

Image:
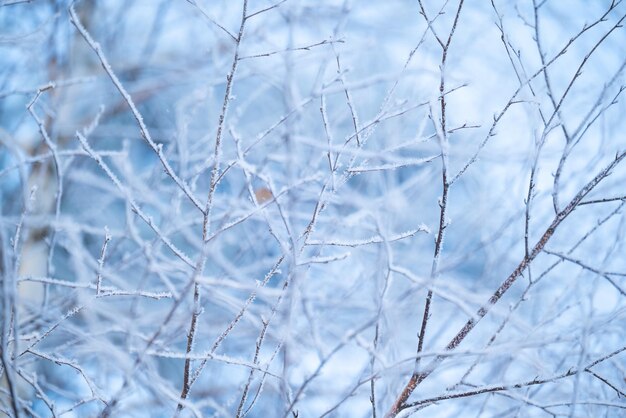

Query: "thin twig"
(386, 149), (626, 416)
(69, 4), (205, 214)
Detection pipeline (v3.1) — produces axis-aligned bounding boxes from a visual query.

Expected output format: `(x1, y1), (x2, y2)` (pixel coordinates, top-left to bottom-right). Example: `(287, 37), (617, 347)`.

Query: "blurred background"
(1, 1), (625, 417)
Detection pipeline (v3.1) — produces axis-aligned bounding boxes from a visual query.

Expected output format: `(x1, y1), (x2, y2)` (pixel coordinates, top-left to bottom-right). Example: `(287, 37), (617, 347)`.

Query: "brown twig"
(385, 150), (626, 416)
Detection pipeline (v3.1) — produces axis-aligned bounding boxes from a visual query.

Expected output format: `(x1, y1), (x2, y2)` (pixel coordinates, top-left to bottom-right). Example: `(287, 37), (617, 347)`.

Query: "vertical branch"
(0, 187), (35, 418)
(239, 272), (292, 417)
(26, 84), (63, 309)
(95, 227), (111, 296)
(176, 278), (201, 415)
(202, 0), (248, 238)
(370, 322), (379, 418)
(186, 255), (285, 392)
(391, 2), (464, 416)
(235, 318), (270, 418)
(320, 94), (336, 190)
(523, 140), (540, 284)
(1, 234), (20, 418)
(177, 2), (248, 413)
(333, 48), (361, 146)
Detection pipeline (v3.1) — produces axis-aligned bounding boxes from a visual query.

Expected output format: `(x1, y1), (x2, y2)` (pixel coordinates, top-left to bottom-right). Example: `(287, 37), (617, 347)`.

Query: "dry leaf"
(254, 187), (273, 204)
